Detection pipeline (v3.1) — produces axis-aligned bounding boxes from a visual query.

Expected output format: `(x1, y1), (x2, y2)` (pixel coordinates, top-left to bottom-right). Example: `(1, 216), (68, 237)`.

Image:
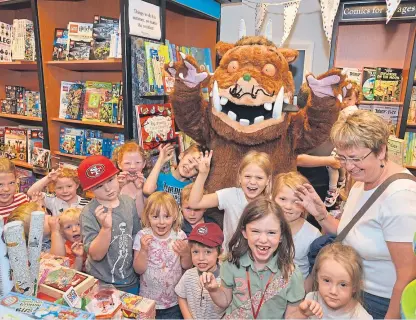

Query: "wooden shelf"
(0, 61), (37, 71)
(359, 101), (403, 106)
(46, 59), (122, 71)
(0, 113), (42, 122)
(51, 117), (124, 129)
(406, 165), (416, 170)
(54, 151), (86, 160)
(11, 159), (33, 169)
(407, 123), (416, 128)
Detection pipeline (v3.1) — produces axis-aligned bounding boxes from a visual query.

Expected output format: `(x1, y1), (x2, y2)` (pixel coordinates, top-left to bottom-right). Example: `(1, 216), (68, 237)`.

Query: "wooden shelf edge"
(11, 159), (32, 169)
(53, 151), (86, 160)
(0, 61), (37, 71)
(51, 117), (124, 129)
(46, 59), (122, 71)
(407, 124), (416, 128)
(359, 101), (403, 105)
(406, 165), (416, 170)
(0, 113), (42, 121)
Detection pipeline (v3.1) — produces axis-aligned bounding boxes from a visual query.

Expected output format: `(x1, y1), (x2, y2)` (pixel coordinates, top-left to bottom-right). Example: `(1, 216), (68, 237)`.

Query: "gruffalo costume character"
(167, 36), (346, 193)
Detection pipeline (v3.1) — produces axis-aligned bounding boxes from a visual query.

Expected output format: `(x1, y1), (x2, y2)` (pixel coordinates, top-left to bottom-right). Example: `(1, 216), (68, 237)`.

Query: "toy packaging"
(0, 292), (94, 319)
(52, 28), (69, 61)
(82, 81), (113, 122)
(119, 291), (156, 319)
(85, 284), (121, 318)
(59, 81), (85, 120)
(4, 127), (27, 161)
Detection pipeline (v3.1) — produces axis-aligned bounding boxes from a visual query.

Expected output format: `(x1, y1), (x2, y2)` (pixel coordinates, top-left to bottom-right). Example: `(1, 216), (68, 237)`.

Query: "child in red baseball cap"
(78, 155), (141, 294)
(175, 223), (225, 319)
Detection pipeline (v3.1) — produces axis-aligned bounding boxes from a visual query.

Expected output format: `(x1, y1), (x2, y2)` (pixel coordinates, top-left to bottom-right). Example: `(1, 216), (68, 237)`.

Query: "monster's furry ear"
(216, 42), (235, 58)
(278, 48), (298, 64)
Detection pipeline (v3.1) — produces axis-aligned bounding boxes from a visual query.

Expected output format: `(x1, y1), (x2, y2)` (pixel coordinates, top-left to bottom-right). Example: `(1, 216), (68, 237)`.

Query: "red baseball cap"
(188, 223), (224, 247)
(78, 155), (119, 191)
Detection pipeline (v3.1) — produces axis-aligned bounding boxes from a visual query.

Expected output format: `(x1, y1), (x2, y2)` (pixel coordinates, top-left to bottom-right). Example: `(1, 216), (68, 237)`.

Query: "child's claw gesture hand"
(140, 234), (153, 252)
(95, 205), (112, 230)
(299, 299), (323, 319)
(48, 216), (60, 233)
(71, 242), (84, 257)
(158, 144), (175, 164)
(200, 271), (219, 292)
(295, 184), (328, 220)
(47, 168), (62, 182)
(117, 171), (129, 189)
(172, 239), (189, 257)
(31, 191), (45, 206)
(197, 150), (213, 175)
(133, 172), (145, 190)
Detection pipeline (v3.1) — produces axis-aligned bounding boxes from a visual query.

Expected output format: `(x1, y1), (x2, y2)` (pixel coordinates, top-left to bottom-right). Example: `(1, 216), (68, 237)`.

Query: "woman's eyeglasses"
(335, 150), (372, 165)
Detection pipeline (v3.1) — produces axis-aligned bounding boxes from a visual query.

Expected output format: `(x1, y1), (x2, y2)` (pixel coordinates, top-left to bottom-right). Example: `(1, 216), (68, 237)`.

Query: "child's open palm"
(48, 216), (60, 233)
(95, 205), (112, 229)
(140, 234), (153, 252)
(197, 150), (213, 175)
(200, 271), (219, 292)
(158, 144), (175, 164)
(172, 239), (189, 257)
(295, 184), (328, 220)
(71, 242), (84, 257)
(299, 299), (323, 319)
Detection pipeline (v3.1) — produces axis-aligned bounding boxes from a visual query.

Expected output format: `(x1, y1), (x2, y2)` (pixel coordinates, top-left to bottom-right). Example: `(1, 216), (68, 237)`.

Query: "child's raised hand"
(200, 271), (219, 292)
(47, 168), (62, 182)
(140, 234), (153, 252)
(299, 299), (323, 319)
(133, 172), (145, 190)
(117, 171), (129, 189)
(95, 205), (112, 230)
(158, 144), (175, 164)
(71, 242), (84, 257)
(172, 239), (190, 257)
(197, 150), (213, 175)
(30, 191), (45, 206)
(48, 216), (60, 233)
(295, 184), (328, 220)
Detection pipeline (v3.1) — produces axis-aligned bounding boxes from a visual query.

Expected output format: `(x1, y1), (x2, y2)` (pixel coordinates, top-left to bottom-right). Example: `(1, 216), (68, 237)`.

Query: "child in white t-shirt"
(298, 242), (372, 319)
(273, 172), (321, 287)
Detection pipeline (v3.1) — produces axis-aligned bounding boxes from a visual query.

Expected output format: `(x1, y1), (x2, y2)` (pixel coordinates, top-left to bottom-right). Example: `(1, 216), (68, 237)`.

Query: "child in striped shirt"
(0, 158), (29, 223)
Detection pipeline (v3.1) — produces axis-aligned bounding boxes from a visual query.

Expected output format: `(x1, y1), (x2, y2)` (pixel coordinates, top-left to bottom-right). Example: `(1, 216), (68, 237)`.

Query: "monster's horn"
(239, 19), (246, 39)
(265, 19), (272, 41)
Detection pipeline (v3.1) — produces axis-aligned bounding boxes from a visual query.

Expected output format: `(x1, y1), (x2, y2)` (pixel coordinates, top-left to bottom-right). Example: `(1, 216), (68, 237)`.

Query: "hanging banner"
(255, 3), (268, 36)
(341, 1), (416, 22)
(129, 0), (161, 40)
(280, 1), (300, 47)
(386, 0), (402, 23)
(320, 0), (340, 43)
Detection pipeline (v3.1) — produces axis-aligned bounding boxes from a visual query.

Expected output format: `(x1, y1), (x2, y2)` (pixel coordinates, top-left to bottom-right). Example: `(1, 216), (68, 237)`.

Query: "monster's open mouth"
(212, 81), (299, 126)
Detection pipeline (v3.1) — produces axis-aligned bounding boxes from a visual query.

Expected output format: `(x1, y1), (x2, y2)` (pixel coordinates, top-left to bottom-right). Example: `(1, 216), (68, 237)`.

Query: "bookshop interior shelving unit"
(36, 0), (123, 166)
(0, 0), (48, 170)
(329, 0), (416, 172)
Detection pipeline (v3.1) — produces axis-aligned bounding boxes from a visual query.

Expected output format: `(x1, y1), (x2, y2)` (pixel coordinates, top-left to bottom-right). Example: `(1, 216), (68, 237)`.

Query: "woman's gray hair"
(330, 110), (390, 159)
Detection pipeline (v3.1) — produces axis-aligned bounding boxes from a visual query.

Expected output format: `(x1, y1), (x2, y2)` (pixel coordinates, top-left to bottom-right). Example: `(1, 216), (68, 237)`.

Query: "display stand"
(329, 0), (416, 172)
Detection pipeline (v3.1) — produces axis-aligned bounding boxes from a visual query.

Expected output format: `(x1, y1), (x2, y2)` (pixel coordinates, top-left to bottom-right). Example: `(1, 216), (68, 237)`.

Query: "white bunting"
(280, 1), (300, 47)
(386, 0), (401, 23)
(320, 0), (340, 43)
(255, 3), (268, 36)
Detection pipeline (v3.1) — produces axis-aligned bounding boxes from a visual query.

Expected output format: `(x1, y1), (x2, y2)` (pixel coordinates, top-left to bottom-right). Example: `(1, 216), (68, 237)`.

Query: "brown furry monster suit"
(167, 36), (346, 193)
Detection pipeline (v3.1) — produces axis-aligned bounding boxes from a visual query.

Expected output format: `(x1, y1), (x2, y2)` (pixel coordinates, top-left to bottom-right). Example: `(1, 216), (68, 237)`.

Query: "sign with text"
(341, 1), (416, 22)
(129, 0), (161, 40)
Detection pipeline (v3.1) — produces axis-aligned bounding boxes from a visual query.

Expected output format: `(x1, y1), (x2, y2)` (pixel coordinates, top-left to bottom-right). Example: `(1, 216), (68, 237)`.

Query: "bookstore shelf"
(46, 59), (122, 72)
(54, 151), (86, 160)
(359, 101), (403, 106)
(11, 159), (32, 169)
(0, 113), (42, 122)
(407, 124), (416, 128)
(51, 117), (124, 130)
(0, 61), (37, 71)
(406, 165), (416, 170)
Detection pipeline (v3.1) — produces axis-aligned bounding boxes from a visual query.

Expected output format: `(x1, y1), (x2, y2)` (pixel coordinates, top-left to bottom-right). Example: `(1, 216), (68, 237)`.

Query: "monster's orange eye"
(262, 64), (276, 77)
(227, 61), (239, 73)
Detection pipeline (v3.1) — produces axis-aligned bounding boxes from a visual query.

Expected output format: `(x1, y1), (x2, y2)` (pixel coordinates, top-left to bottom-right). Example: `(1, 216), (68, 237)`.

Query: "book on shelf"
(4, 127), (27, 162)
(27, 128), (44, 165)
(67, 22), (93, 60)
(11, 19), (36, 61)
(373, 67), (402, 102)
(387, 135), (405, 166)
(59, 127), (85, 155)
(68, 40), (91, 61)
(408, 100), (416, 125)
(91, 15), (118, 60)
(52, 28), (69, 61)
(362, 67), (377, 101)
(404, 131), (416, 167)
(25, 91), (42, 118)
(0, 21), (12, 62)
(341, 67), (362, 85)
(59, 81), (85, 120)
(82, 81), (113, 122)
(144, 41), (165, 96)
(31, 147), (51, 172)
(358, 104), (399, 136)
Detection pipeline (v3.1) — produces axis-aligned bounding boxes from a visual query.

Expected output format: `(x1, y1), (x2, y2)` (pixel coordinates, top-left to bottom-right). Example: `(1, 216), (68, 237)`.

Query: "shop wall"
(220, 1), (330, 75)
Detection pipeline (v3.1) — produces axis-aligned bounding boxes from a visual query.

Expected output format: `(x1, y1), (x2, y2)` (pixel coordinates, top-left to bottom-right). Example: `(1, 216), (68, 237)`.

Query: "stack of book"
(0, 21), (12, 62)
(11, 19), (36, 61)
(1, 85), (41, 118)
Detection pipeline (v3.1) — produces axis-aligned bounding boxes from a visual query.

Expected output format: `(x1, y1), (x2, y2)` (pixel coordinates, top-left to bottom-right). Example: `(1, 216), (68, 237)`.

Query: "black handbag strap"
(335, 173), (416, 242)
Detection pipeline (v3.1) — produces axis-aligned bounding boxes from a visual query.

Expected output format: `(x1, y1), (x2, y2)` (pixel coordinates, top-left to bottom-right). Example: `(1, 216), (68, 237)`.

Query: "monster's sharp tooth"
(240, 119), (250, 126)
(264, 102), (272, 111)
(227, 111), (237, 121)
(213, 81), (222, 112)
(284, 96), (290, 104)
(254, 116), (264, 124)
(220, 97), (228, 105)
(337, 94), (343, 103)
(210, 91), (213, 98)
(272, 87), (284, 119)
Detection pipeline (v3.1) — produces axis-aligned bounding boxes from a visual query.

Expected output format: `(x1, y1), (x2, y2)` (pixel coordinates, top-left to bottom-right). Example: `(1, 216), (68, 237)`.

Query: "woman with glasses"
(295, 110), (416, 319)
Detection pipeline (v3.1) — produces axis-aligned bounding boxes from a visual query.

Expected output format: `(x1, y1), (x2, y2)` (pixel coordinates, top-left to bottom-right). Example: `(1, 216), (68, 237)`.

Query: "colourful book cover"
(136, 103), (176, 150)
(144, 41), (164, 95)
(59, 81), (85, 120)
(4, 127), (27, 161)
(25, 91), (41, 118)
(68, 40), (91, 60)
(374, 67), (402, 102)
(362, 67), (377, 101)
(52, 28), (69, 61)
(372, 105), (400, 136)
(341, 67), (362, 85)
(27, 128), (43, 164)
(82, 81), (113, 122)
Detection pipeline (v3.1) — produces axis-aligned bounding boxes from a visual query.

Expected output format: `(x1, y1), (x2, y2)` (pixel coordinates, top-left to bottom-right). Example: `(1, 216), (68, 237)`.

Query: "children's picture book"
(27, 128), (43, 164)
(388, 136), (405, 166)
(31, 147), (51, 170)
(52, 28), (69, 61)
(341, 67), (363, 85)
(4, 127), (27, 161)
(407, 100), (416, 125)
(68, 40), (91, 60)
(374, 67), (402, 102)
(91, 15), (118, 60)
(67, 21), (93, 57)
(144, 41), (165, 95)
(25, 91), (41, 118)
(0, 21), (12, 62)
(372, 105), (400, 135)
(136, 103), (176, 150)
(59, 81), (85, 120)
(0, 127), (4, 157)
(82, 81), (113, 122)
